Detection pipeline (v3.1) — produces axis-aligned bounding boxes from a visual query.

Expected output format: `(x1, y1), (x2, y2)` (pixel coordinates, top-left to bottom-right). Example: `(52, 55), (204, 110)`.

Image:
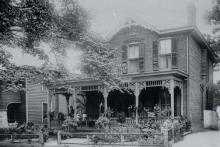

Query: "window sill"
(128, 58), (140, 61)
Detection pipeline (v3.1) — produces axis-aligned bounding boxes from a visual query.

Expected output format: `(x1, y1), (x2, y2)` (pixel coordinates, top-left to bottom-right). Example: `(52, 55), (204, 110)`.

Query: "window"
(42, 103), (47, 123)
(128, 44), (139, 59)
(159, 39), (172, 69)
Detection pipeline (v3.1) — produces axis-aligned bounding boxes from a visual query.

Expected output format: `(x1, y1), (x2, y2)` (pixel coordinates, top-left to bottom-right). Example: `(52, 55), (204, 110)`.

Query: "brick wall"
(110, 25), (159, 73)
(188, 36), (203, 130)
(110, 26), (188, 73)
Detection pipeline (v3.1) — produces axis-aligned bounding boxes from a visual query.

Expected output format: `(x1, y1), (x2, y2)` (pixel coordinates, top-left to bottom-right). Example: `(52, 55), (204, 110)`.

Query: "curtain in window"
(160, 39), (171, 54)
(128, 45), (139, 59)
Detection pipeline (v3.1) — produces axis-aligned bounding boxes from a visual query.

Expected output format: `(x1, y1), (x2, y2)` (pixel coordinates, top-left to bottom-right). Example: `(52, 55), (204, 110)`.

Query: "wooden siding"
(0, 90), (21, 110)
(26, 82), (47, 125)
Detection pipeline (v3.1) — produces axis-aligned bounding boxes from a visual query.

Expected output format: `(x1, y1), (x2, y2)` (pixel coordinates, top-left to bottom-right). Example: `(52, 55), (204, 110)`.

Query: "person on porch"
(99, 101), (104, 116)
(69, 106), (75, 118)
(154, 104), (161, 117)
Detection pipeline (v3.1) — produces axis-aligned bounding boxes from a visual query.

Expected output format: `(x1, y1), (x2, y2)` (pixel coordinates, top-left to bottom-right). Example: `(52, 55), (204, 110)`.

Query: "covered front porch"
(45, 77), (185, 129)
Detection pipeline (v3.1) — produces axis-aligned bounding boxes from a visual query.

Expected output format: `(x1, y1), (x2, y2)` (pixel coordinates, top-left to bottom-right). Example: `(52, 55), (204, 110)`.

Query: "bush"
(62, 116), (78, 132)
(116, 112), (125, 124)
(95, 116), (110, 129)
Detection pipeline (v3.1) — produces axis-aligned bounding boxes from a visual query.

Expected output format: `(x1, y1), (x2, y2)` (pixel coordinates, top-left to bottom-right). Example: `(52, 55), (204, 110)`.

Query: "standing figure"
(99, 101), (104, 116)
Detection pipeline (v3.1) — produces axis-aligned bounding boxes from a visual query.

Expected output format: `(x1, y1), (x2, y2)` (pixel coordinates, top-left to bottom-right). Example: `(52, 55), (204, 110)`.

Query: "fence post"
(57, 131), (61, 145)
(161, 128), (169, 147)
(86, 135), (89, 144)
(120, 134), (124, 145)
(39, 132), (44, 147)
(11, 135), (15, 143)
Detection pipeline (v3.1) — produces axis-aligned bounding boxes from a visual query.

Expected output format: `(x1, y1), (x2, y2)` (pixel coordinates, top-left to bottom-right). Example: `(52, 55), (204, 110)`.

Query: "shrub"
(95, 116), (110, 129)
(62, 116), (78, 132)
(116, 112), (125, 123)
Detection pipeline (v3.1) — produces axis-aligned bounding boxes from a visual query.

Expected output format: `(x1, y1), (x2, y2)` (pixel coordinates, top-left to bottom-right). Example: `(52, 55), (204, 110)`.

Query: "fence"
(57, 131), (164, 147)
(0, 133), (44, 145)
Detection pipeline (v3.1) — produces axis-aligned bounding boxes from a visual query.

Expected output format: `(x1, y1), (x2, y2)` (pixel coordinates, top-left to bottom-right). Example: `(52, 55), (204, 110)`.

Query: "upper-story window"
(128, 43), (139, 59)
(159, 39), (172, 69)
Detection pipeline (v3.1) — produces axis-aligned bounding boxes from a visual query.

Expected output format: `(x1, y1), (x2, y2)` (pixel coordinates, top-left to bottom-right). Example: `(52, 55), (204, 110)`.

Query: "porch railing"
(110, 117), (168, 127)
(57, 131), (164, 146)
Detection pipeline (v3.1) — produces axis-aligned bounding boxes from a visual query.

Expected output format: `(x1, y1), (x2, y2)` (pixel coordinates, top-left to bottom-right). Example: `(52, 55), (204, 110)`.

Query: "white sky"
(10, 0), (220, 82)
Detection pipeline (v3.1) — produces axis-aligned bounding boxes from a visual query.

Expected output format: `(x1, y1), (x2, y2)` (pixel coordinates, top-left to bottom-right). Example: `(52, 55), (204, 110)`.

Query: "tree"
(0, 0), (89, 90)
(206, 0), (220, 54)
(0, 0), (122, 91)
(80, 33), (122, 88)
(205, 0), (220, 70)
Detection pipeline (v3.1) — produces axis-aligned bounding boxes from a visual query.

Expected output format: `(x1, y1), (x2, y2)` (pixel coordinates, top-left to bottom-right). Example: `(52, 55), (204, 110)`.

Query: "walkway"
(174, 130), (220, 147)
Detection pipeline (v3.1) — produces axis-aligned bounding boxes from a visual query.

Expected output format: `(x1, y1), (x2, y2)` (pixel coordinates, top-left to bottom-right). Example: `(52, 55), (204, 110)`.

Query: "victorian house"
(24, 5), (220, 130)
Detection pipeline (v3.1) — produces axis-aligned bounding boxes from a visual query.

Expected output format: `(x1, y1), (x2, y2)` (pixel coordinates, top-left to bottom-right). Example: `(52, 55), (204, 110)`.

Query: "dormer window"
(128, 43), (139, 59)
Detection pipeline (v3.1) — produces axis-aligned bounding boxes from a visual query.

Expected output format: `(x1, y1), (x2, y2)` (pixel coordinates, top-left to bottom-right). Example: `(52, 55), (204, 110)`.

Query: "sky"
(10, 0), (220, 82)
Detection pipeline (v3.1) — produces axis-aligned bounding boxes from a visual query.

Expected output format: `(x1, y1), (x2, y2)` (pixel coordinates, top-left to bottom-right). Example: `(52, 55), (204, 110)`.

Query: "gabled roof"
(106, 17), (159, 40)
(108, 19), (220, 63)
(159, 26), (219, 63)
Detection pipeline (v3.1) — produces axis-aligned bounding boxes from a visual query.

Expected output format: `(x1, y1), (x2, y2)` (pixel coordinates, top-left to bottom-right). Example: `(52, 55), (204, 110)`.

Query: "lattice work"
(174, 80), (183, 90)
(128, 82), (136, 92)
(97, 85), (104, 93)
(119, 82), (135, 92)
(138, 81), (146, 90)
(75, 86), (81, 95)
(49, 88), (56, 96)
(162, 80), (171, 90)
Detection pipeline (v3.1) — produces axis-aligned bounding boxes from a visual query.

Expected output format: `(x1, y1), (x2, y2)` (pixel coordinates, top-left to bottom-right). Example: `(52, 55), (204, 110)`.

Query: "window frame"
(127, 42), (140, 60)
(159, 38), (172, 69)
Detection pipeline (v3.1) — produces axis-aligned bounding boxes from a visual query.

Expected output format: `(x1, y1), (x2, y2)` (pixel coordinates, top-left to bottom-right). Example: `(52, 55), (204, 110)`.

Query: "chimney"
(187, 2), (196, 26)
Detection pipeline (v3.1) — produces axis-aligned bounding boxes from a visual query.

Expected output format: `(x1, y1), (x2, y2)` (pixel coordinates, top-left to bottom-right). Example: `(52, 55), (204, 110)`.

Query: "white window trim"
(159, 39), (172, 69)
(127, 43), (140, 59)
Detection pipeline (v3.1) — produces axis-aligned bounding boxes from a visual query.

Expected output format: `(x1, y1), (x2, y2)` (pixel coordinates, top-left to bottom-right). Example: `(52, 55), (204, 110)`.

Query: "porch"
(45, 78), (185, 129)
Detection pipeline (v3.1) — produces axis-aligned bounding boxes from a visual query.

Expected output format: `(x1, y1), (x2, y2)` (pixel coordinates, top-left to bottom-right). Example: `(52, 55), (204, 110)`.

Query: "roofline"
(44, 78), (103, 87)
(159, 26), (195, 34)
(109, 24), (219, 63)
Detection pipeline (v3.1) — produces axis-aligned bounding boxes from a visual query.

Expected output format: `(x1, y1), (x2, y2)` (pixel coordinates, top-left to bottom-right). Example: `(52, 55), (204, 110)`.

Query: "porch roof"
(121, 69), (187, 82)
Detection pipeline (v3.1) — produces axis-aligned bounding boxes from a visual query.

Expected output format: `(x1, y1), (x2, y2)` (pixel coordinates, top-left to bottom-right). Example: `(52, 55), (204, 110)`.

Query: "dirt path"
(173, 130), (220, 147)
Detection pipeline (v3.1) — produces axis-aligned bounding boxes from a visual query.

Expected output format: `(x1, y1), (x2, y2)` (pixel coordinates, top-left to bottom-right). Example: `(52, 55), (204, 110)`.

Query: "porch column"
(135, 82), (139, 125)
(47, 89), (53, 128)
(55, 94), (59, 113)
(103, 87), (108, 111)
(181, 85), (184, 116)
(73, 89), (77, 118)
(73, 87), (81, 118)
(170, 79), (175, 118)
(65, 94), (70, 114)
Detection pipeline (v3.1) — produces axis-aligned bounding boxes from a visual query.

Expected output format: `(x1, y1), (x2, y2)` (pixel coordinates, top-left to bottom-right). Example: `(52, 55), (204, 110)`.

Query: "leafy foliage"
(206, 0), (220, 56)
(1, 0), (122, 91)
(0, 0), (89, 90)
(80, 34), (122, 88)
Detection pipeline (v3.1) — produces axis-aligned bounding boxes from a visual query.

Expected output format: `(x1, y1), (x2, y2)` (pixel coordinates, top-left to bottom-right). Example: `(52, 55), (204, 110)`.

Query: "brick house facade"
(109, 23), (219, 130)
(25, 23), (219, 131)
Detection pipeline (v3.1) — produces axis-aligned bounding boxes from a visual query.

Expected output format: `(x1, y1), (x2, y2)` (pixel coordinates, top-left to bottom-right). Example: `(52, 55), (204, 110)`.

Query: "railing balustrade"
(57, 131), (164, 146)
